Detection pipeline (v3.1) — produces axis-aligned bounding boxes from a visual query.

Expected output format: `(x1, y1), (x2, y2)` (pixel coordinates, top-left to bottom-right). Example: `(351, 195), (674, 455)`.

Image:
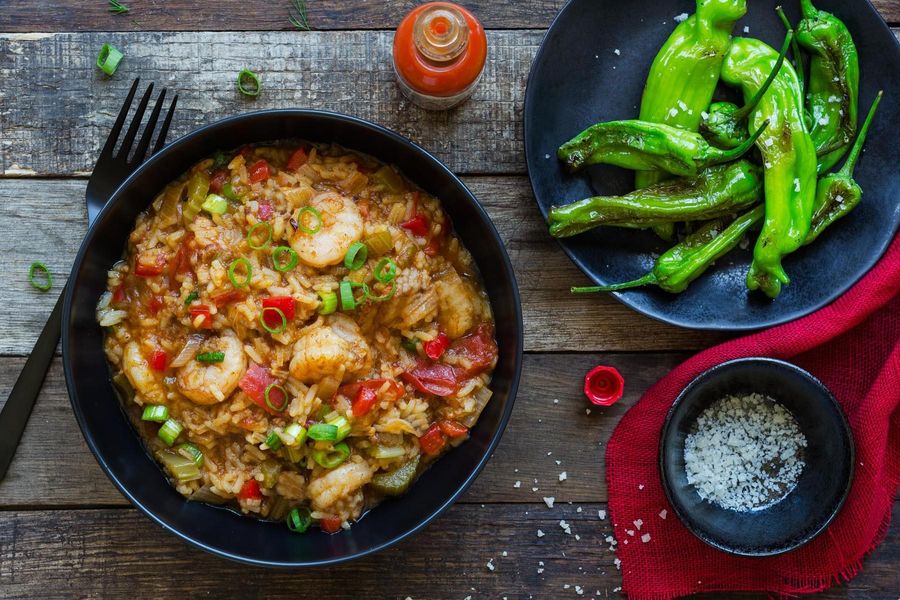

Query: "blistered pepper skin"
(721, 38), (818, 298)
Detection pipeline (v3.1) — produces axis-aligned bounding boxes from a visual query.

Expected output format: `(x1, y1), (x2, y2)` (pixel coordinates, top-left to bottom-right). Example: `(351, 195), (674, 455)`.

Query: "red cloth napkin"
(606, 234), (900, 599)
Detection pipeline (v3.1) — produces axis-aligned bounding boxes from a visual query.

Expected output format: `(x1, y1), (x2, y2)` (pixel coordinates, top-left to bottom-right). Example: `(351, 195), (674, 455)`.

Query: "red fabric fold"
(606, 234), (900, 599)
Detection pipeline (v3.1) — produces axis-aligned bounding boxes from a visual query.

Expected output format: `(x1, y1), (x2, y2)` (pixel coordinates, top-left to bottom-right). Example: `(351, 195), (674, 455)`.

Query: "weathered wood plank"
(0, 504), (898, 598)
(0, 178), (724, 355)
(0, 353), (684, 507)
(0, 0), (897, 31)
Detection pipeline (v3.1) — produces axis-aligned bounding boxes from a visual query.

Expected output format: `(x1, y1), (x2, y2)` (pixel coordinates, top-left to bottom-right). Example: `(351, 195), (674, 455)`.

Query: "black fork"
(0, 80), (178, 481)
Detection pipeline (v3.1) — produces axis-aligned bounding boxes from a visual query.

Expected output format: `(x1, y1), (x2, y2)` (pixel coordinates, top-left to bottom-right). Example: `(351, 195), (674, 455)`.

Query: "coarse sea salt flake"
(614, 48), (621, 55)
(598, 510), (607, 519)
(659, 509), (668, 519)
(537, 529), (545, 537)
(641, 533), (651, 543)
(634, 519), (643, 530)
(544, 497), (555, 508)
(514, 480), (521, 488)
(674, 12), (689, 22)
(669, 108), (679, 118)
(486, 559), (495, 571)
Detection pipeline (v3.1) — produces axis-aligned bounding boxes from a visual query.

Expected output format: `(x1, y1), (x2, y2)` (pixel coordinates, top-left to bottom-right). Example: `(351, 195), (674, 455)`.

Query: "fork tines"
(101, 79), (178, 165)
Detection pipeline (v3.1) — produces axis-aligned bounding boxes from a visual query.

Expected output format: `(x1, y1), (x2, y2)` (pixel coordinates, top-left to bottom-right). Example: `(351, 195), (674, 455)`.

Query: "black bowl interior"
(525, 0), (900, 330)
(659, 358), (854, 556)
(62, 110), (523, 566)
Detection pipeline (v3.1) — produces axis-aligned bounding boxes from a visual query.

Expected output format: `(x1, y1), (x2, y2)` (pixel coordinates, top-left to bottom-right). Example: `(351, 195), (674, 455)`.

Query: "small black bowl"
(62, 110), (523, 566)
(659, 358), (854, 556)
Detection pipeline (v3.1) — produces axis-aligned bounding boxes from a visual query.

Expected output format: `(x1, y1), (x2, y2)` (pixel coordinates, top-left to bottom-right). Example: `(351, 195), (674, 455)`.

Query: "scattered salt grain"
(669, 108), (679, 118)
(544, 497), (556, 508)
(514, 481), (521, 488)
(634, 519), (643, 530)
(575, 586), (584, 595)
(555, 460), (561, 465)
(677, 100), (688, 111)
(559, 471), (568, 482)
(638, 484), (644, 490)
(794, 178), (801, 192)
(641, 533), (651, 543)
(659, 509), (667, 520)
(743, 25), (750, 33)
(626, 529), (635, 536)
(764, 138), (774, 147)
(674, 12), (689, 22)
(576, 506), (583, 513)
(614, 48), (621, 55)
(544, 154), (551, 160)
(560, 520), (572, 534)
(537, 529), (545, 537)
(585, 408), (592, 415)
(701, 111), (710, 120)
(486, 559), (495, 571)
(598, 510), (607, 520)
(502, 551), (508, 557)
(575, 534), (581, 541)
(614, 558), (622, 570)
(532, 487), (539, 492)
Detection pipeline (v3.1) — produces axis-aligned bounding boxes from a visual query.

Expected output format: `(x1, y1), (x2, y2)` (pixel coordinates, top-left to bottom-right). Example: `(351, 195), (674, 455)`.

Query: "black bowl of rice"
(659, 357), (854, 556)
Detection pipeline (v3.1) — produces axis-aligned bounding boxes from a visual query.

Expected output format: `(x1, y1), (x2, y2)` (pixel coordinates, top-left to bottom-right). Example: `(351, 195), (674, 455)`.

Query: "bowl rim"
(61, 108), (524, 567)
(658, 356), (855, 557)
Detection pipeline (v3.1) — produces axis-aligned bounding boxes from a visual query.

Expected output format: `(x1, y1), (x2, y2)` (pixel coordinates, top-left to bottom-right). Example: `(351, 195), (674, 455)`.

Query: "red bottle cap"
(584, 365), (624, 407)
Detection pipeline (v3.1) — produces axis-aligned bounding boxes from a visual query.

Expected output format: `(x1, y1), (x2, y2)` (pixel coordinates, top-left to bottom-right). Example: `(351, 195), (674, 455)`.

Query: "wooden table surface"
(1, 2), (898, 598)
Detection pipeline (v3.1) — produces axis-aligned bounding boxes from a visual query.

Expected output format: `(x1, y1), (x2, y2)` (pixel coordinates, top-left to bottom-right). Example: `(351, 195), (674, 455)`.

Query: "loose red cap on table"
(584, 365), (624, 406)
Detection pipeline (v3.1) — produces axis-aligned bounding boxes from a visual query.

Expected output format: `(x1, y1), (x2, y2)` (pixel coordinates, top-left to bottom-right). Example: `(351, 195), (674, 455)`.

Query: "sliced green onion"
(317, 290), (338, 315)
(374, 257), (397, 283)
(158, 419), (183, 446)
(401, 337), (419, 353)
(343, 241), (368, 271)
(228, 257), (252, 288)
(316, 405), (332, 421)
(222, 182), (241, 202)
(156, 449), (201, 482)
(286, 507), (312, 533)
(265, 383), (289, 412)
(326, 414), (351, 442)
(247, 222), (272, 250)
(285, 445), (303, 463)
(279, 422), (308, 446)
(312, 442), (350, 469)
(28, 262), (52, 292)
(201, 193), (228, 215)
(183, 290), (199, 305)
(307, 423), (338, 442)
(339, 280), (368, 311)
(96, 43), (124, 76)
(265, 430), (283, 450)
(296, 206), (322, 234)
(371, 445), (406, 459)
(365, 282), (395, 302)
(260, 306), (287, 334)
(272, 246), (298, 272)
(237, 69), (261, 97)
(176, 442), (204, 466)
(142, 405), (169, 422)
(196, 351), (225, 363)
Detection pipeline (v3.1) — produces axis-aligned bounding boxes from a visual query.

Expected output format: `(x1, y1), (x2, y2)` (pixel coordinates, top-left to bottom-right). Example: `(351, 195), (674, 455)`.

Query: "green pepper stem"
(839, 91), (883, 178)
(735, 32), (793, 120)
(776, 6), (805, 97)
(717, 118), (771, 162)
(800, 0), (817, 19)
(572, 273), (657, 294)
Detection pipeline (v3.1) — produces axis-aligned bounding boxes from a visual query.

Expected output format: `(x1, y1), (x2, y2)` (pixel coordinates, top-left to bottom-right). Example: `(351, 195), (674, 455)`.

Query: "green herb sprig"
(289, 0), (310, 31)
(108, 0), (130, 14)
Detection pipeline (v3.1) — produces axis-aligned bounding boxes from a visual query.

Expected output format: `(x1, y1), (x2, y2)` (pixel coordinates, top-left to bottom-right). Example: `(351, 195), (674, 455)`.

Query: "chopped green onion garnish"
(196, 351), (225, 363)
(317, 290), (338, 315)
(286, 507), (312, 533)
(156, 449), (201, 482)
(365, 282), (395, 302)
(183, 290), (199, 305)
(28, 262), (52, 292)
(326, 414), (351, 442)
(374, 257), (397, 283)
(371, 445), (406, 459)
(158, 419), (183, 446)
(246, 222), (272, 250)
(228, 257), (252, 288)
(260, 306), (287, 334)
(272, 246), (298, 272)
(265, 430), (283, 450)
(343, 241), (368, 271)
(339, 280), (368, 311)
(279, 422), (308, 446)
(312, 442), (350, 469)
(176, 442), (204, 466)
(142, 405), (169, 422)
(285, 445), (303, 463)
(202, 193), (228, 215)
(237, 69), (261, 97)
(401, 337), (419, 353)
(296, 206), (322, 234)
(307, 423), (338, 442)
(222, 182), (241, 202)
(265, 382), (289, 412)
(316, 405), (332, 421)
(96, 43), (124, 76)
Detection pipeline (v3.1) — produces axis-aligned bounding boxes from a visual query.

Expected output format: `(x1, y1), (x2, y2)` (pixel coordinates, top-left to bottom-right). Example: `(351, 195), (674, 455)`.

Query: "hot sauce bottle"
(392, 2), (488, 110)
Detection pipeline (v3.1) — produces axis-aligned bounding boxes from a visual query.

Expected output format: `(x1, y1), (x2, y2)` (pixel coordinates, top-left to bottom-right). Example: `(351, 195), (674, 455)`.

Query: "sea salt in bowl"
(659, 358), (854, 556)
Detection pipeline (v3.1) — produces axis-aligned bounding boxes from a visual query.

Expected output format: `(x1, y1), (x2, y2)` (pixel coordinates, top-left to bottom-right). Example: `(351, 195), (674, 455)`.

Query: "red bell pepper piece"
(248, 159), (270, 183)
(400, 361), (458, 397)
(149, 350), (168, 372)
(401, 214), (429, 237)
(211, 290), (247, 307)
(111, 284), (126, 305)
(286, 148), (308, 171)
(320, 515), (343, 533)
(261, 296), (295, 328)
(423, 333), (450, 360)
(189, 305), (213, 329)
(445, 324), (498, 377)
(209, 168), (229, 194)
(146, 295), (165, 315)
(134, 251), (167, 277)
(238, 363), (285, 415)
(351, 386), (378, 417)
(169, 233), (195, 288)
(438, 419), (469, 438)
(418, 423), (447, 455)
(237, 479), (263, 501)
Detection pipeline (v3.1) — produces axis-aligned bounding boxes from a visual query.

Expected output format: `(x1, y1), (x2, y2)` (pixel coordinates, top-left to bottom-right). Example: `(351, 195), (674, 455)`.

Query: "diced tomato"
(111, 284), (126, 305)
(239, 363), (285, 415)
(169, 233), (195, 287)
(400, 361), (458, 397)
(189, 305), (213, 329)
(320, 515), (343, 533)
(134, 251), (167, 277)
(286, 148), (309, 171)
(146, 295), (165, 315)
(149, 350), (168, 372)
(248, 160), (270, 183)
(257, 202), (274, 221)
(446, 324), (498, 377)
(351, 386), (378, 417)
(424, 236), (442, 256)
(237, 479), (263, 502)
(262, 296), (295, 329)
(438, 419), (469, 438)
(209, 168), (229, 194)
(423, 333), (450, 360)
(211, 290), (247, 307)
(337, 378), (404, 408)
(401, 214), (429, 237)
(418, 423), (447, 456)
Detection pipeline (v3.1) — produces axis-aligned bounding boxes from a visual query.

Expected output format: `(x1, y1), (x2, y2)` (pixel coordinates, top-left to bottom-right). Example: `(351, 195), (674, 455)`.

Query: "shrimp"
(306, 457), (373, 512)
(435, 269), (479, 339)
(175, 331), (247, 405)
(289, 314), (373, 384)
(122, 341), (167, 404)
(290, 191), (364, 268)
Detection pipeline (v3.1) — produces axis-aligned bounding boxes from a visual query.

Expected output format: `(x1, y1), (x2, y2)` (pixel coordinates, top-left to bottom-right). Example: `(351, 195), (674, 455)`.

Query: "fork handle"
(0, 288), (63, 481)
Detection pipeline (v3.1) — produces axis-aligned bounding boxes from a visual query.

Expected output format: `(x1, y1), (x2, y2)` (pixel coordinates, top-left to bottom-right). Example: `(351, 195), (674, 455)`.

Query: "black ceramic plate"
(62, 110), (523, 566)
(525, 0), (900, 330)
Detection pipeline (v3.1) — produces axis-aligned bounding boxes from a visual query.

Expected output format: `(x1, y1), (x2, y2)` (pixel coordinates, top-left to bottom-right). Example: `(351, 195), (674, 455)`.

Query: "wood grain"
(1, 504), (898, 599)
(0, 353), (684, 507)
(0, 178), (724, 355)
(0, 0), (897, 31)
